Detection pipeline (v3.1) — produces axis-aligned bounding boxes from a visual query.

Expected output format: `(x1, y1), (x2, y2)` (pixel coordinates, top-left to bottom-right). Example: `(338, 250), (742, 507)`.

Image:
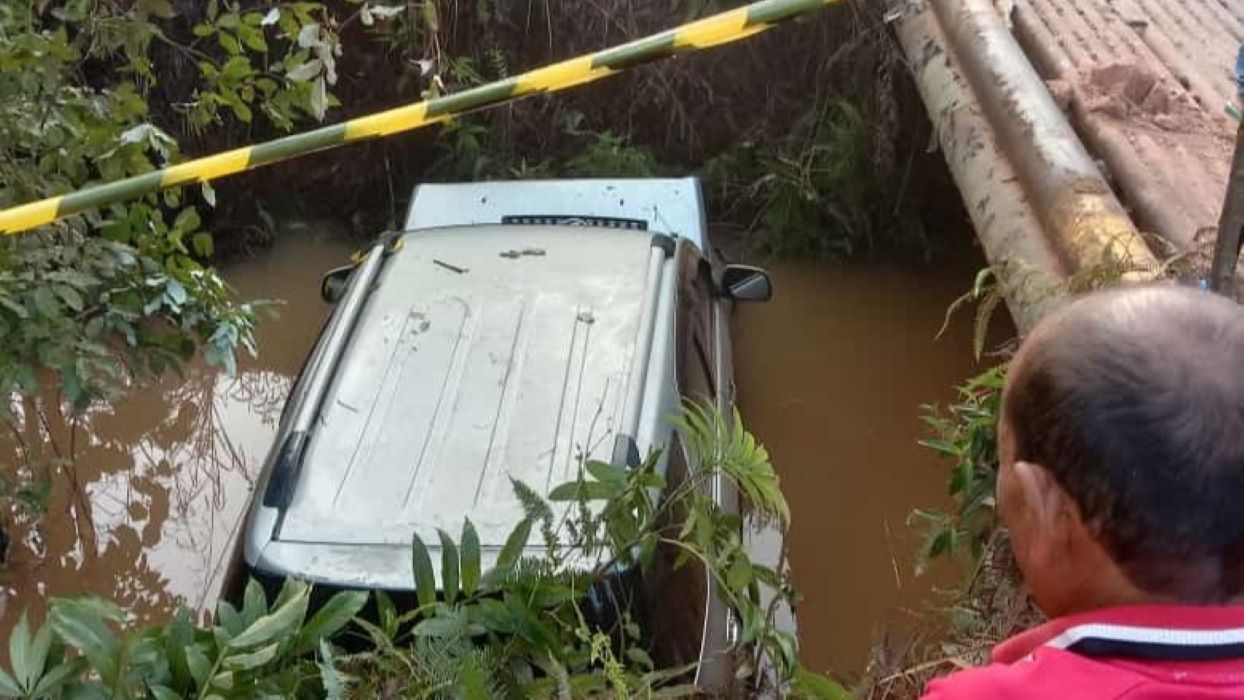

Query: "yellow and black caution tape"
(0, 0), (839, 235)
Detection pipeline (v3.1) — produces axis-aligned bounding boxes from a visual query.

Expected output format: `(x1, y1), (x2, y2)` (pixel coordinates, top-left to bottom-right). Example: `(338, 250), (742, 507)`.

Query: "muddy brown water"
(1, 232), (992, 679)
(0, 230), (354, 636)
(733, 258), (994, 677)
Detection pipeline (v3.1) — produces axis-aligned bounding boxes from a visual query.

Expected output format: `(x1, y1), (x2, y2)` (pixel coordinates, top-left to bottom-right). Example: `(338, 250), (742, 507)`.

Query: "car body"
(240, 178), (771, 688)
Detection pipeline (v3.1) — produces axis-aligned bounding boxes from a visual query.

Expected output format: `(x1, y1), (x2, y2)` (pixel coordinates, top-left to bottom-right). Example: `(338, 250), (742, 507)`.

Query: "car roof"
(278, 225), (656, 548)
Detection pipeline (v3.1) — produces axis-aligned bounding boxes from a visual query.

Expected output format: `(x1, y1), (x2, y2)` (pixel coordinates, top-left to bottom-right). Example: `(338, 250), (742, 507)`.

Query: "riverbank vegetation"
(0, 403), (845, 698)
(864, 249), (1178, 697)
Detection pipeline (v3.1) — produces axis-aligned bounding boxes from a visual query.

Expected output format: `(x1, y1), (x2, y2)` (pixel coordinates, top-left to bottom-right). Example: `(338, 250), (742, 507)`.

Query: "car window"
(676, 243), (717, 404)
(641, 432), (709, 668)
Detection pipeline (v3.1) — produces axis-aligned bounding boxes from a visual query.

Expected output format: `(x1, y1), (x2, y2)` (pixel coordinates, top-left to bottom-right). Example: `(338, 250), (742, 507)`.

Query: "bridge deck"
(1012, 0), (1239, 260)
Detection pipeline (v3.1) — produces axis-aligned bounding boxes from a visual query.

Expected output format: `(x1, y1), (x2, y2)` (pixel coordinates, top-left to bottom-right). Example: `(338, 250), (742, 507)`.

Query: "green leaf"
(33, 287), (59, 318)
(173, 207), (201, 233)
(193, 23), (214, 37)
(471, 599), (515, 634)
(949, 459), (974, 496)
(210, 670), (235, 690)
(227, 583), (309, 649)
(726, 557), (753, 592)
(495, 518), (532, 570)
(218, 31), (241, 54)
(48, 598), (122, 684)
(411, 615), (465, 638)
(230, 99), (254, 123)
(222, 642), (279, 671)
(437, 529), (460, 605)
(792, 668), (852, 699)
(291, 590), (367, 656)
(165, 608), (194, 688)
(10, 612), (31, 689)
(918, 438), (960, 457)
(221, 56), (252, 82)
(23, 619), (54, 691)
(461, 660), (489, 700)
(636, 468), (666, 489)
(239, 25), (268, 52)
(375, 591), (397, 638)
(217, 602), (244, 637)
(547, 480), (616, 502)
(242, 579), (268, 625)
(31, 659), (87, 696)
(605, 507), (639, 549)
(186, 645), (211, 688)
(149, 685), (181, 700)
(296, 22), (321, 47)
(625, 647), (654, 670)
(410, 531), (437, 610)
(138, 0), (177, 18)
(0, 296), (29, 319)
(54, 285), (84, 312)
(0, 668), (19, 697)
(317, 639), (345, 700)
(310, 77), (328, 121)
(461, 518), (481, 597)
(192, 232), (215, 258)
(586, 460), (627, 483)
(285, 58), (322, 82)
(165, 279), (188, 307)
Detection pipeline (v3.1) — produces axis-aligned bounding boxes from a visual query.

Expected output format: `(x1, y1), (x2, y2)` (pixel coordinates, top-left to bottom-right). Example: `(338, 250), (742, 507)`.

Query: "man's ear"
(1012, 461), (1072, 556)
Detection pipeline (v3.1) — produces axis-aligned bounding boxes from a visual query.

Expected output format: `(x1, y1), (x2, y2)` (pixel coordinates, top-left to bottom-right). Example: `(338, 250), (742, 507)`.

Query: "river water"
(1, 231), (992, 678)
(733, 258), (992, 677)
(0, 230), (354, 633)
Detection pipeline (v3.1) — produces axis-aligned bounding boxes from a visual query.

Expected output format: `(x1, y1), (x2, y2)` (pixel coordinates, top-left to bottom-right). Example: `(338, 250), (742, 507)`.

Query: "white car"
(239, 178), (772, 688)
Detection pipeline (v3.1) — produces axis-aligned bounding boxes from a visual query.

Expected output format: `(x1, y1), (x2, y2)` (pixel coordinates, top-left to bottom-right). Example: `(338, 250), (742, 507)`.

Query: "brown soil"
(1080, 63), (1223, 136)
(861, 536), (1042, 699)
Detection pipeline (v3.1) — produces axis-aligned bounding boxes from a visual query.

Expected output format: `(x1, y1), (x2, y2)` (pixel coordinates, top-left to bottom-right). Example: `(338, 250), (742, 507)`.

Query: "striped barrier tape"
(0, 0), (839, 235)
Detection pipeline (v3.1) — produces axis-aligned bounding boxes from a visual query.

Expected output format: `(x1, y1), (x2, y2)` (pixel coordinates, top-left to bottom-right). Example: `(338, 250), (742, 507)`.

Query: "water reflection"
(0, 234), (353, 632)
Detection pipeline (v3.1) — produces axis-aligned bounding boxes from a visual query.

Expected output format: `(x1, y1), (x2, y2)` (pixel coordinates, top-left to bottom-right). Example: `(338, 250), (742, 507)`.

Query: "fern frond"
(674, 400), (791, 528)
(409, 633), (507, 699)
(459, 647), (507, 700)
(491, 555), (559, 589)
(510, 477), (554, 523)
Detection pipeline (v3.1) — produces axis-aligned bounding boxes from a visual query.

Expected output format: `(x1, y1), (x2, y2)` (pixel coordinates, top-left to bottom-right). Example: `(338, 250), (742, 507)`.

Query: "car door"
(673, 241), (739, 691)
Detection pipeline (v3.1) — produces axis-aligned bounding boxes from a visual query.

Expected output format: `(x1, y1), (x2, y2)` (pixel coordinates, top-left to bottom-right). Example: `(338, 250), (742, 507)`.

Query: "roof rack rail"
(613, 235), (673, 468)
(263, 243), (387, 510)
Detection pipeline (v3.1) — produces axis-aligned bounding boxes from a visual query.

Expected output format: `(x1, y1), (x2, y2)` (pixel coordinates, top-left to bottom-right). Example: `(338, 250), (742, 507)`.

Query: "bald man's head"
(1004, 285), (1244, 602)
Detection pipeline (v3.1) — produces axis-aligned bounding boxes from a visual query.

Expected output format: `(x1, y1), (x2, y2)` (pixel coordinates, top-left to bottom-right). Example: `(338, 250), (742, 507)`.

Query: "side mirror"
(721, 264), (773, 302)
(321, 265), (354, 304)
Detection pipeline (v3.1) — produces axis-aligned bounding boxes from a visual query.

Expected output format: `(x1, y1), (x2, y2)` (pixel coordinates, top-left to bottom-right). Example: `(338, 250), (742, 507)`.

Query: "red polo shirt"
(923, 605), (1244, 699)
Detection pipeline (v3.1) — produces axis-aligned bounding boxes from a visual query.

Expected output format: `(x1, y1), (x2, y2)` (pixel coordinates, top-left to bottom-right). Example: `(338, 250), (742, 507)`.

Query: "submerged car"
(240, 178), (772, 687)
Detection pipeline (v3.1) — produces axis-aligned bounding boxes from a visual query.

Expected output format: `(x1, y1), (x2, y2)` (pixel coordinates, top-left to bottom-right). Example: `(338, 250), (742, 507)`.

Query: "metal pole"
(894, 1), (1067, 332)
(930, 0), (1156, 277)
(0, 0), (839, 236)
(1210, 123), (1244, 299)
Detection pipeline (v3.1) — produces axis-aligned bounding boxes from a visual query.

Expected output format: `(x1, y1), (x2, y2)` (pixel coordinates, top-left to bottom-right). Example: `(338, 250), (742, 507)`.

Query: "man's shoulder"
(921, 658), (1049, 700)
(921, 648), (1143, 700)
